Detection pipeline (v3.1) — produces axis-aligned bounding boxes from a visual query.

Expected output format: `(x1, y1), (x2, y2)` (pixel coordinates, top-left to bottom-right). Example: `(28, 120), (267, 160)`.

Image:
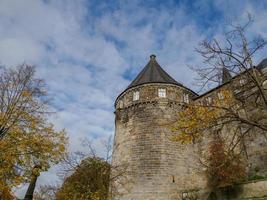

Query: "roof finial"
(150, 54), (156, 60)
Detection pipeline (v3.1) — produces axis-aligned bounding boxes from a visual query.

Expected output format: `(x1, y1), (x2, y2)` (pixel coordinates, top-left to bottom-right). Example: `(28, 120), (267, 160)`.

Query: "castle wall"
(115, 83), (196, 109)
(111, 83), (207, 200)
(194, 70), (267, 179)
(111, 68), (267, 200)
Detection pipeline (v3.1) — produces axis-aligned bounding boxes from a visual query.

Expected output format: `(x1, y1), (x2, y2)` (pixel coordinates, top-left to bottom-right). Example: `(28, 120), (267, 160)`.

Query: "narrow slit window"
(133, 91), (139, 101)
(158, 88), (166, 98)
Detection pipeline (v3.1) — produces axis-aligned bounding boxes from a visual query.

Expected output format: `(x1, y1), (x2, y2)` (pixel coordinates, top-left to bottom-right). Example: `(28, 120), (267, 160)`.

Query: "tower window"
(206, 97), (212, 105)
(240, 79), (246, 86)
(118, 100), (124, 108)
(218, 92), (224, 100)
(183, 93), (189, 103)
(158, 88), (166, 98)
(133, 91), (139, 101)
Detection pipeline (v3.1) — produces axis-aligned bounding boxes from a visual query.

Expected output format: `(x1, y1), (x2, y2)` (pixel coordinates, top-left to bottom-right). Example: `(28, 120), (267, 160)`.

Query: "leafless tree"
(189, 14), (267, 139)
(57, 135), (113, 180)
(33, 184), (59, 200)
(193, 14), (267, 93)
(54, 136), (129, 199)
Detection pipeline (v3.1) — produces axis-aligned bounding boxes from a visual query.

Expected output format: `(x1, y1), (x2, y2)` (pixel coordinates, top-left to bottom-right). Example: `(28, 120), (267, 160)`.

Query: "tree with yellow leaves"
(52, 136), (128, 200)
(55, 157), (111, 200)
(0, 64), (68, 198)
(171, 15), (267, 190)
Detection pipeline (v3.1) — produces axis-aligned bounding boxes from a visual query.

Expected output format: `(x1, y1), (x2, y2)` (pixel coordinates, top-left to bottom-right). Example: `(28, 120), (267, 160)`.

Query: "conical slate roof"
(127, 55), (182, 89)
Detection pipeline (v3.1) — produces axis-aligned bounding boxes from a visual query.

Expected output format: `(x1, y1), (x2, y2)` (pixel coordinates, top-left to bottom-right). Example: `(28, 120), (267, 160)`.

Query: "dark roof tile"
(127, 55), (182, 89)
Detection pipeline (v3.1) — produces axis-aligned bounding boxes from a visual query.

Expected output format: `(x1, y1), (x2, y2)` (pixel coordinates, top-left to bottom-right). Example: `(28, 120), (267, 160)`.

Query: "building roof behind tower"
(222, 67), (232, 84)
(256, 58), (267, 71)
(126, 55), (182, 89)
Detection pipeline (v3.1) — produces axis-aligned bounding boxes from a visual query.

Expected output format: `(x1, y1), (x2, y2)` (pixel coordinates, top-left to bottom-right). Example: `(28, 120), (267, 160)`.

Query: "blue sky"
(0, 0), (267, 197)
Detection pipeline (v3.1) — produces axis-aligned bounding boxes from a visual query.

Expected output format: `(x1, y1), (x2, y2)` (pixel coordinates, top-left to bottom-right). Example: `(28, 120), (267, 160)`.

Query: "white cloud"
(0, 0), (266, 198)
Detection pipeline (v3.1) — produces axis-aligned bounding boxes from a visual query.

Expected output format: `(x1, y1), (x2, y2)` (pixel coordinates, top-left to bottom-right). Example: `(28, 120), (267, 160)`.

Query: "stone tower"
(111, 55), (203, 200)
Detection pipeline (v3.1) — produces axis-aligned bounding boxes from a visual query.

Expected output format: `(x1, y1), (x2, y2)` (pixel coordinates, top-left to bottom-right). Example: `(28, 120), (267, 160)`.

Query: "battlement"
(115, 83), (197, 110)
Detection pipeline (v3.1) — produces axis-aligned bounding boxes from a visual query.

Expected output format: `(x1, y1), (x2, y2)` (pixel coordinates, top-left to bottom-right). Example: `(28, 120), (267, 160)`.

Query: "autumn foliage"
(206, 137), (246, 188)
(0, 187), (15, 200)
(172, 89), (237, 144)
(171, 89), (249, 189)
(55, 157), (111, 200)
(0, 65), (68, 197)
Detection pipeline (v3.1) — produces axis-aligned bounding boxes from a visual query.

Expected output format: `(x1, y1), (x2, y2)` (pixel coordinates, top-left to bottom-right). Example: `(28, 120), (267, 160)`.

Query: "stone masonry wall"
(111, 70), (267, 200)
(194, 70), (267, 179)
(111, 83), (206, 200)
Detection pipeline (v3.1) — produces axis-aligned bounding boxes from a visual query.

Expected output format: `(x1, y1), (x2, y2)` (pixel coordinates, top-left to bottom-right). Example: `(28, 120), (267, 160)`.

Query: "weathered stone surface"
(111, 83), (205, 200)
(178, 180), (267, 200)
(110, 69), (267, 200)
(240, 180), (267, 199)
